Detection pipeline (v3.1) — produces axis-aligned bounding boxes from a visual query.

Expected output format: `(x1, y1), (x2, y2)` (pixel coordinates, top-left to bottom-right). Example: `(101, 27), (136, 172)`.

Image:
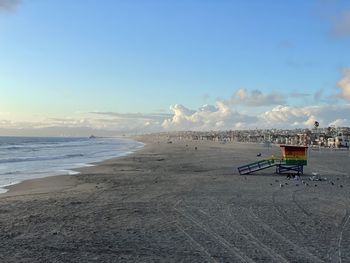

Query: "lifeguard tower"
(237, 145), (308, 175)
(276, 145), (308, 175)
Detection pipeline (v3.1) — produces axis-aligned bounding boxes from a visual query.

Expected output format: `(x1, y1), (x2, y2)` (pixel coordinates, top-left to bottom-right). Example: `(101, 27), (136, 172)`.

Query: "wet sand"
(1, 134), (350, 262)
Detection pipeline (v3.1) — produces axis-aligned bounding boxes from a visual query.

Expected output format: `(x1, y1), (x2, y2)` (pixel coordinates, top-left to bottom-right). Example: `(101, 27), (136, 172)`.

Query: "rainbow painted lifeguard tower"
(276, 145), (308, 174)
(237, 145), (308, 175)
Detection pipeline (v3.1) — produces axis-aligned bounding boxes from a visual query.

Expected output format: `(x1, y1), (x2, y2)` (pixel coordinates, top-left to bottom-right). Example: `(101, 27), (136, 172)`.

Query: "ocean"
(0, 136), (143, 193)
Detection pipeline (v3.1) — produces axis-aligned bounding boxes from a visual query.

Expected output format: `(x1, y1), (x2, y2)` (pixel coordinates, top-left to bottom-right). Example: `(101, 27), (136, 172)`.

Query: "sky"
(1, 0), (350, 136)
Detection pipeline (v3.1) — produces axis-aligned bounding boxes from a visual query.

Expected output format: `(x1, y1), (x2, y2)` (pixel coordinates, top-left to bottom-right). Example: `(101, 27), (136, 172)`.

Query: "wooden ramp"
(237, 159), (276, 175)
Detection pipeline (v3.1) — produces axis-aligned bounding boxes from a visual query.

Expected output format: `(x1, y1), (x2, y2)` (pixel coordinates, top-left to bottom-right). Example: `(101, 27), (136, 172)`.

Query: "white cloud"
(161, 102), (258, 131)
(332, 10), (350, 38)
(0, 112), (166, 136)
(0, 0), (20, 11)
(261, 104), (350, 128)
(329, 119), (350, 127)
(337, 68), (350, 101)
(316, 1), (350, 39)
(226, 88), (286, 107)
(261, 105), (310, 127)
(162, 102), (350, 131)
(89, 111), (172, 121)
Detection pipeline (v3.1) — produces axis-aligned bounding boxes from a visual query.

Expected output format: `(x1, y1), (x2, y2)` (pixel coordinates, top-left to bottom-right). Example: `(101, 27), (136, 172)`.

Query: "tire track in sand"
(194, 199), (289, 263)
(272, 189), (309, 240)
(157, 200), (219, 263)
(248, 206), (325, 263)
(338, 212), (350, 263)
(174, 221), (219, 263)
(173, 201), (255, 263)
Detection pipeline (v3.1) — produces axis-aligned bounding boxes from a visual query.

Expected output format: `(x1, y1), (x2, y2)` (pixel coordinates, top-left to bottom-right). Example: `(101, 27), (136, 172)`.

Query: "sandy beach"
(1, 134), (350, 262)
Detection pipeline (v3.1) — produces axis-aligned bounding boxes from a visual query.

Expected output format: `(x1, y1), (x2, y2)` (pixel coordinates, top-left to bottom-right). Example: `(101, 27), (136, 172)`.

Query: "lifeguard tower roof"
(280, 145), (308, 165)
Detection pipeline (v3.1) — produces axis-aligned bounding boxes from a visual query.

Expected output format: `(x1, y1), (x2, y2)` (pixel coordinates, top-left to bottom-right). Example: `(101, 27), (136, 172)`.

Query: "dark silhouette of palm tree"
(314, 121), (319, 146)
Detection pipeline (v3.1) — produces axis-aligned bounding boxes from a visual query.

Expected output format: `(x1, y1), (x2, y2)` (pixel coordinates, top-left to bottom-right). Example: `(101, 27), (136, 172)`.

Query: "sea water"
(0, 136), (143, 193)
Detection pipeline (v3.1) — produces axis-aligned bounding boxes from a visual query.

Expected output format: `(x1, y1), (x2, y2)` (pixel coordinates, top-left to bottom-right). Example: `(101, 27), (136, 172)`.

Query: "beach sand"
(1, 134), (350, 262)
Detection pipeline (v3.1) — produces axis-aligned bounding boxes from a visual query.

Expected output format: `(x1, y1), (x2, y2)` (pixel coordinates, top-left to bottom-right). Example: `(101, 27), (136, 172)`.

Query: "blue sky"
(1, 0), (350, 135)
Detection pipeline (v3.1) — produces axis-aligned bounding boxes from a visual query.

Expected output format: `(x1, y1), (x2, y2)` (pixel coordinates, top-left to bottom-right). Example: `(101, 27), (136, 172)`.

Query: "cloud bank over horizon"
(1, 102), (350, 136)
(1, 68), (350, 136)
(2, 101), (350, 136)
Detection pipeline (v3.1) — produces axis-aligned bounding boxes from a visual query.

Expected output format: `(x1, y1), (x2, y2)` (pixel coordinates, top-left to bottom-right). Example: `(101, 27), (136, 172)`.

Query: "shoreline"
(1, 137), (145, 197)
